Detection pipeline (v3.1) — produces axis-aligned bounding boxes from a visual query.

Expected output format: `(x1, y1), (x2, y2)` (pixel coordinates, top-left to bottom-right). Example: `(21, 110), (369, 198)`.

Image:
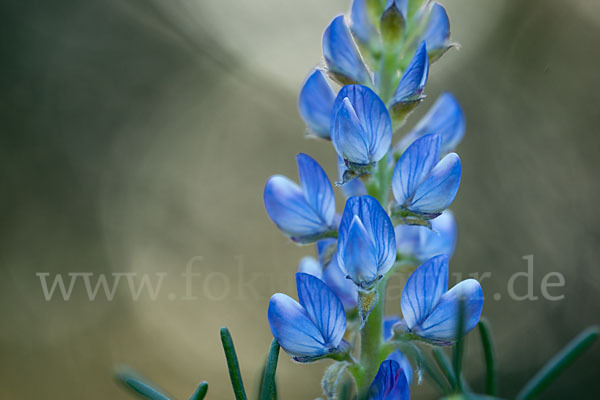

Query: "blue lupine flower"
(395, 92), (465, 154)
(298, 69), (336, 139)
(350, 0), (377, 45)
(386, 350), (413, 385)
(391, 134), (461, 221)
(337, 155), (367, 197)
(367, 360), (410, 400)
(421, 2), (453, 62)
(323, 15), (372, 85)
(337, 196), (396, 289)
(395, 210), (457, 261)
(298, 244), (358, 310)
(397, 254), (483, 345)
(331, 85), (392, 175)
(264, 153), (336, 243)
(268, 272), (347, 361)
(390, 41), (429, 114)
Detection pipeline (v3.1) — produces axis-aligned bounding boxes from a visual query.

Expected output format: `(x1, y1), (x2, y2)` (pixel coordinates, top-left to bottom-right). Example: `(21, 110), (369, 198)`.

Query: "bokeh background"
(1, 0), (599, 398)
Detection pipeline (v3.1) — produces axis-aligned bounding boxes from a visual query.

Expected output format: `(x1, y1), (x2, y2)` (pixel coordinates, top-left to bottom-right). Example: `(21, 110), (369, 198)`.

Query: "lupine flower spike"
(391, 133), (461, 226)
(264, 153), (337, 243)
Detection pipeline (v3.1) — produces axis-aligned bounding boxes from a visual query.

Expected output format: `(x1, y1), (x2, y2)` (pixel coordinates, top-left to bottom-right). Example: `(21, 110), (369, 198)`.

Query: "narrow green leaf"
(259, 339), (280, 400)
(477, 318), (497, 396)
(433, 348), (457, 390)
(453, 297), (466, 392)
(220, 326), (248, 400)
(515, 326), (599, 400)
(189, 381), (208, 400)
(391, 340), (451, 394)
(115, 368), (171, 400)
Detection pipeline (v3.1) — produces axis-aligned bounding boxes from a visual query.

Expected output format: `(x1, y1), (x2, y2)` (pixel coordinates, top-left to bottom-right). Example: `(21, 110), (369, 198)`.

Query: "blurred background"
(1, 0), (599, 398)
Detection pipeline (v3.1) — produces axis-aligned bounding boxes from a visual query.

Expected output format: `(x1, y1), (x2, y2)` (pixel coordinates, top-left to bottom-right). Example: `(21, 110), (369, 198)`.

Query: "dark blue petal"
(298, 69), (336, 138)
(410, 153), (461, 214)
(350, 0), (376, 44)
(396, 92), (465, 153)
(400, 254), (449, 329)
(386, 349), (413, 385)
(422, 2), (451, 52)
(392, 134), (441, 206)
(297, 153), (336, 226)
(323, 15), (371, 84)
(297, 256), (323, 279)
(391, 41), (429, 105)
(264, 175), (332, 242)
(415, 279), (483, 341)
(337, 156), (367, 197)
(367, 360), (410, 400)
(340, 216), (379, 286)
(332, 85), (393, 165)
(296, 273), (347, 348)
(268, 293), (330, 357)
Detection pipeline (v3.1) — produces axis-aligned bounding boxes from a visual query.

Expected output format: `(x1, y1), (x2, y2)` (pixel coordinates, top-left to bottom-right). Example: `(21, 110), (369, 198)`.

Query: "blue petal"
(296, 273), (346, 348)
(415, 279), (483, 341)
(396, 92), (465, 154)
(385, 0), (408, 18)
(410, 153), (461, 214)
(337, 156), (367, 197)
(323, 15), (371, 84)
(401, 255), (449, 329)
(395, 224), (422, 257)
(298, 69), (336, 138)
(332, 85), (393, 165)
(383, 316), (401, 341)
(268, 293), (330, 357)
(297, 153), (336, 227)
(350, 0), (376, 44)
(332, 98), (372, 165)
(392, 134), (441, 206)
(422, 2), (451, 52)
(316, 238), (337, 266)
(391, 41), (429, 104)
(367, 360), (410, 400)
(264, 175), (331, 242)
(340, 216), (379, 286)
(297, 256), (323, 279)
(322, 255), (358, 310)
(338, 196), (397, 281)
(396, 210), (457, 261)
(386, 350), (413, 385)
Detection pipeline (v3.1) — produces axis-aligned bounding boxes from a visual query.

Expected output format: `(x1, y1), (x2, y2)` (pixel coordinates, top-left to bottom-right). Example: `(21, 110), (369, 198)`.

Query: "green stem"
(432, 348), (457, 390)
(220, 327), (248, 400)
(515, 326), (599, 400)
(189, 382), (208, 400)
(452, 297), (466, 392)
(377, 50), (398, 105)
(359, 278), (386, 396)
(477, 318), (497, 396)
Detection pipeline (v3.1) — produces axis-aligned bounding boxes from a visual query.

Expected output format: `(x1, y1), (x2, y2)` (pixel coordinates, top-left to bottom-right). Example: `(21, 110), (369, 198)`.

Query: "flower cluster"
(264, 0), (482, 398)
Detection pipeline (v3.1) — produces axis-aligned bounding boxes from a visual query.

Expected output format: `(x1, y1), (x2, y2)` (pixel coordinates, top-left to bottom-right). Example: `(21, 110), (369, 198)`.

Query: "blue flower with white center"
(350, 0), (377, 45)
(421, 2), (454, 62)
(264, 153), (336, 244)
(386, 349), (413, 385)
(395, 92), (466, 154)
(367, 360), (410, 400)
(391, 133), (461, 223)
(323, 15), (372, 85)
(337, 196), (396, 289)
(396, 254), (483, 345)
(390, 41), (429, 117)
(395, 210), (457, 261)
(298, 247), (358, 310)
(298, 69), (336, 139)
(331, 85), (392, 179)
(268, 272), (347, 361)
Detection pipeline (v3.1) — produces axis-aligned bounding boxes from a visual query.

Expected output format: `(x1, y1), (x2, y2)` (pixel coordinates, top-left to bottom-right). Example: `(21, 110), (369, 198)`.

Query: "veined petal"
(268, 293), (330, 357)
(332, 85), (392, 164)
(264, 175), (330, 241)
(322, 255), (358, 310)
(332, 98), (372, 165)
(386, 350), (413, 385)
(298, 69), (336, 138)
(422, 2), (451, 53)
(396, 92), (465, 154)
(350, 0), (376, 44)
(392, 134), (441, 205)
(391, 41), (429, 105)
(297, 256), (323, 279)
(367, 360), (410, 400)
(415, 279), (483, 341)
(401, 254), (449, 329)
(410, 153), (461, 214)
(338, 156), (367, 197)
(338, 196), (396, 280)
(297, 153), (336, 226)
(323, 15), (371, 85)
(296, 273), (346, 347)
(340, 216), (379, 286)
